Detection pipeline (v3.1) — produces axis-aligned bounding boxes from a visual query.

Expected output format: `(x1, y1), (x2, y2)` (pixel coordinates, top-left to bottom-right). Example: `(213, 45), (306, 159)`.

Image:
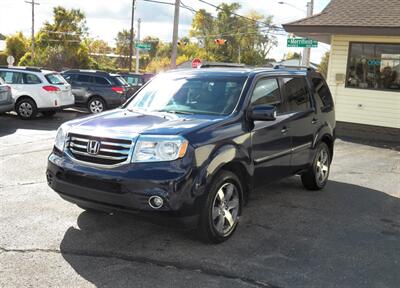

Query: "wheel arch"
(14, 95), (37, 109)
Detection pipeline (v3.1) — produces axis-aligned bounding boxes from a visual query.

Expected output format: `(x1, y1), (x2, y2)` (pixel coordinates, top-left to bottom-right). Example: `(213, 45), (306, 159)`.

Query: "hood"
(67, 109), (223, 138)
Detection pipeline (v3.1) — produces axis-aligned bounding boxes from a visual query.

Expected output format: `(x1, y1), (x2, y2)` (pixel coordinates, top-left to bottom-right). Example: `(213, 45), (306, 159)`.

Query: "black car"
(62, 70), (130, 114)
(47, 66), (335, 243)
(118, 72), (154, 96)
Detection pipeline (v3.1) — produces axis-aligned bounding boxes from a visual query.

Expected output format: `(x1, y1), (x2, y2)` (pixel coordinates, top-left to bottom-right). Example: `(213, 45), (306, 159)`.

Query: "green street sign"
(287, 38), (318, 48)
(135, 43), (151, 50)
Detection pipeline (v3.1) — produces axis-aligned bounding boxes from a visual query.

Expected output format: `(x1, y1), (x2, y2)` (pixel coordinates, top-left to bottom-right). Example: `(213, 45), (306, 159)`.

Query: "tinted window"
(125, 76), (140, 85)
(0, 71), (23, 84)
(114, 76), (128, 86)
(46, 73), (66, 85)
(24, 73), (41, 84)
(251, 78), (281, 106)
(76, 74), (92, 83)
(94, 76), (110, 85)
(312, 76), (333, 109)
(282, 77), (310, 112)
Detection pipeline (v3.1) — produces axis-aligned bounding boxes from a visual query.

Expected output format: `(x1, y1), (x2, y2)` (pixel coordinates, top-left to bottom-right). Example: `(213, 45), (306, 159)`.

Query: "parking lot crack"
(0, 247), (281, 288)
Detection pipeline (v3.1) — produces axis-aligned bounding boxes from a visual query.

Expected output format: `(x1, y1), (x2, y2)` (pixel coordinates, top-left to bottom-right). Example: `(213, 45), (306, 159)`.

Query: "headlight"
(132, 135), (188, 162)
(54, 124), (70, 152)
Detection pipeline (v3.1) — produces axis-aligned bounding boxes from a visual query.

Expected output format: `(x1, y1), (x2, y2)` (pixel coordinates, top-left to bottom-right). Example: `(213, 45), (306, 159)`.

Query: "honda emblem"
(87, 140), (100, 155)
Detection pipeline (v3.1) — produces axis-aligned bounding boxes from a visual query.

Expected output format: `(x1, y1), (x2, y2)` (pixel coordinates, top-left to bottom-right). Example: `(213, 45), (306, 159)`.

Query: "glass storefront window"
(346, 43), (400, 91)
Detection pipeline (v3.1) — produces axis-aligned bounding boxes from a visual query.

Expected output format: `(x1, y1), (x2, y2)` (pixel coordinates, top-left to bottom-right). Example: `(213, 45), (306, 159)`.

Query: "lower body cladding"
(46, 152), (202, 227)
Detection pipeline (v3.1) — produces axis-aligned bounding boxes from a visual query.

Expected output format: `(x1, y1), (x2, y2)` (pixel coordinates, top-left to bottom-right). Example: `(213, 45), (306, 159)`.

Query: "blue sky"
(0, 0), (331, 62)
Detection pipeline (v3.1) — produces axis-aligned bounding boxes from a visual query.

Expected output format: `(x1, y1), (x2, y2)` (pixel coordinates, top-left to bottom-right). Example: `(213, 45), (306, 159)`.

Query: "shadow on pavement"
(59, 179), (400, 288)
(0, 109), (88, 137)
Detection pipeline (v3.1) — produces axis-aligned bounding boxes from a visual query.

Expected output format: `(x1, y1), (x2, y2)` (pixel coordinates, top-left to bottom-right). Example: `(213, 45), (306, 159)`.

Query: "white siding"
(327, 35), (400, 128)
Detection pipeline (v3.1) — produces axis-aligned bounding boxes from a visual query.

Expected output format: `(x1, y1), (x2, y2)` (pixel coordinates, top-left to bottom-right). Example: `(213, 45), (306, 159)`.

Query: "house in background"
(283, 0), (400, 143)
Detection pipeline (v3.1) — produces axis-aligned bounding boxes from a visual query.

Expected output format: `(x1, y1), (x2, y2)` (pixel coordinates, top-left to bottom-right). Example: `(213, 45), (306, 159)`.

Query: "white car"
(0, 67), (75, 119)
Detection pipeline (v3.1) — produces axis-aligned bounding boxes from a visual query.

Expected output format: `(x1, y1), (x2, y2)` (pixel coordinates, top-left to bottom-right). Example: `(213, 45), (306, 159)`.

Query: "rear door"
(70, 74), (93, 104)
(250, 76), (292, 186)
(280, 76), (318, 172)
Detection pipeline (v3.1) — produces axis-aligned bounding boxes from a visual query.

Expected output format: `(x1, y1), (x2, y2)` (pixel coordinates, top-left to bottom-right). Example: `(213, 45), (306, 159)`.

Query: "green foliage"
(0, 52), (7, 65)
(6, 32), (29, 63)
(285, 52), (301, 60)
(115, 29), (132, 69)
(318, 51), (330, 78)
(0, 33), (6, 40)
(142, 36), (160, 59)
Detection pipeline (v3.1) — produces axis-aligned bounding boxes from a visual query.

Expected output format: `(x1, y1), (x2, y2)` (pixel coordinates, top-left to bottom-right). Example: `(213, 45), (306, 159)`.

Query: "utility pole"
(25, 0), (39, 62)
(170, 0), (180, 69)
(129, 0), (136, 72)
(302, 0), (314, 66)
(135, 18), (141, 74)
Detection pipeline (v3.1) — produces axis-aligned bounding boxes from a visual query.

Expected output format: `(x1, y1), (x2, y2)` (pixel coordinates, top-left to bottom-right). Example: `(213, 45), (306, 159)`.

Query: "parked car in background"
(118, 72), (154, 96)
(47, 66), (335, 243)
(62, 70), (130, 114)
(0, 66), (74, 119)
(0, 77), (14, 114)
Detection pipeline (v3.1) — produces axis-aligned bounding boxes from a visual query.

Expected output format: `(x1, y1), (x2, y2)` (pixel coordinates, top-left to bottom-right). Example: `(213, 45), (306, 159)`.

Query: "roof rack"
(62, 69), (110, 75)
(273, 64), (315, 71)
(0, 66), (42, 72)
(199, 63), (246, 68)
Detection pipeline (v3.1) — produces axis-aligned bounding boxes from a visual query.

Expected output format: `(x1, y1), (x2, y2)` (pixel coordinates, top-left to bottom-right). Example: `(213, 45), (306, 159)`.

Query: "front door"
(250, 77), (292, 187)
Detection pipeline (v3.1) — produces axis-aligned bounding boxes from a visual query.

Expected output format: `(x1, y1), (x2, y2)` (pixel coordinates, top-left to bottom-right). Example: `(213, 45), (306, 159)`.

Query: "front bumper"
(0, 102), (14, 113)
(46, 152), (201, 226)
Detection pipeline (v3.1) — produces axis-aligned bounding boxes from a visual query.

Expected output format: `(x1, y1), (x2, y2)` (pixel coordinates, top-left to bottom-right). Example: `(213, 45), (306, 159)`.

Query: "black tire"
(16, 98), (38, 120)
(301, 142), (331, 190)
(198, 170), (243, 244)
(87, 97), (106, 114)
(42, 110), (57, 117)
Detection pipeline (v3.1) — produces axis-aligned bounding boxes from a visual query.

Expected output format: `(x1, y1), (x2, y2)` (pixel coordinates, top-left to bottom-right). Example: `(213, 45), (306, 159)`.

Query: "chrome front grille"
(67, 133), (134, 166)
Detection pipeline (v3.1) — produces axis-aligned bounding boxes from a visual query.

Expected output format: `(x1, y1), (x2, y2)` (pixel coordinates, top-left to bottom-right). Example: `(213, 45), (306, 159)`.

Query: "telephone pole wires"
(25, 0), (40, 62)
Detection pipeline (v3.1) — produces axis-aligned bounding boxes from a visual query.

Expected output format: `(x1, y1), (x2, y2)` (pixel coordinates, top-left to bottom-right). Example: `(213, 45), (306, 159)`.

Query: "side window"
(312, 76), (334, 109)
(24, 73), (41, 84)
(282, 77), (311, 112)
(76, 74), (92, 84)
(0, 71), (23, 84)
(94, 76), (110, 85)
(250, 78), (284, 113)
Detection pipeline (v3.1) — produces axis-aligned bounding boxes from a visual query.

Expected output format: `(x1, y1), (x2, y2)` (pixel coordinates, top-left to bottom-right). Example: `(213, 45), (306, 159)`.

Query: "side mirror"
(250, 105), (277, 121)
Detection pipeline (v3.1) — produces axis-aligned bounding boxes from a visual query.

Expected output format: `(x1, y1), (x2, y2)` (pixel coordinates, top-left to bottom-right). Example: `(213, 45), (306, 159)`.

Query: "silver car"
(0, 77), (13, 114)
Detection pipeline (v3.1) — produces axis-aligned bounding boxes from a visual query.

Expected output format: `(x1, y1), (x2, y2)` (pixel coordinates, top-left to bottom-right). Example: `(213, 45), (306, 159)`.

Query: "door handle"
(311, 118), (318, 124)
(281, 127), (289, 134)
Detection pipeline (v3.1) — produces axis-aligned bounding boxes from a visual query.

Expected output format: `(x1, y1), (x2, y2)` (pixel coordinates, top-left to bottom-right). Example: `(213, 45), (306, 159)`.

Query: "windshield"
(125, 74), (246, 115)
(45, 73), (67, 85)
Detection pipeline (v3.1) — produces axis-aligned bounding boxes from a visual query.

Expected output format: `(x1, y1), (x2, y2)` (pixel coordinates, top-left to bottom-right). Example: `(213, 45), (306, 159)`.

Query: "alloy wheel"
(89, 100), (104, 113)
(315, 148), (329, 185)
(19, 102), (33, 118)
(211, 182), (240, 236)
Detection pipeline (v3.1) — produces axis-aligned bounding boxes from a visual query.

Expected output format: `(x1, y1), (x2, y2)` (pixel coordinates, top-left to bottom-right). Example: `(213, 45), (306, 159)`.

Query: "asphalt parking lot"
(0, 111), (399, 288)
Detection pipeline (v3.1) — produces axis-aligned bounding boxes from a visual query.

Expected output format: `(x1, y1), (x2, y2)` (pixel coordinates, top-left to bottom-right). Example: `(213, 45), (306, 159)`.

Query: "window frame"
(250, 77), (283, 107)
(23, 73), (42, 85)
(345, 41), (400, 93)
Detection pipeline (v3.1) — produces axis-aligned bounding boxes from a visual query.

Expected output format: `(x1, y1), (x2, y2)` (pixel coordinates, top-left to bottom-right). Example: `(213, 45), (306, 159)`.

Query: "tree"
(0, 33), (6, 40)
(115, 29), (132, 69)
(24, 6), (90, 69)
(318, 51), (330, 78)
(142, 36), (160, 60)
(5, 32), (29, 63)
(85, 39), (114, 70)
(285, 52), (301, 60)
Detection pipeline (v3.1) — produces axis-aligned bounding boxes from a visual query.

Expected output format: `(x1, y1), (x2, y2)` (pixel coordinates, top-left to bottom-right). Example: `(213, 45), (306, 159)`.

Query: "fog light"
(148, 196), (164, 209)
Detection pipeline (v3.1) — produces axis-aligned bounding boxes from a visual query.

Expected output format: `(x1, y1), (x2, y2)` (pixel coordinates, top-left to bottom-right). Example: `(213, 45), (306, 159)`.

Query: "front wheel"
(198, 170), (242, 244)
(301, 142), (331, 190)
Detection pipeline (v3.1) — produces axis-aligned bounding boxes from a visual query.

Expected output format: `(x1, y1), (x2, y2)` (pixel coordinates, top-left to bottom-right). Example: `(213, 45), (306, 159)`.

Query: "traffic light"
(214, 39), (227, 45)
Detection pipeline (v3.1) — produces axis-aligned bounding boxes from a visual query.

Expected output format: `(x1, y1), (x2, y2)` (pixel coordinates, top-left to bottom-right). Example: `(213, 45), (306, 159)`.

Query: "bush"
(0, 52), (7, 65)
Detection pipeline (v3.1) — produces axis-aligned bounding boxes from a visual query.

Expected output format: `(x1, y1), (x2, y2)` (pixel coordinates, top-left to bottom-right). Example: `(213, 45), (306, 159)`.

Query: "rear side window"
(312, 76), (334, 109)
(46, 73), (66, 85)
(94, 76), (110, 85)
(282, 77), (311, 112)
(76, 74), (92, 83)
(24, 73), (41, 84)
(0, 71), (23, 84)
(114, 76), (128, 86)
(125, 76), (140, 85)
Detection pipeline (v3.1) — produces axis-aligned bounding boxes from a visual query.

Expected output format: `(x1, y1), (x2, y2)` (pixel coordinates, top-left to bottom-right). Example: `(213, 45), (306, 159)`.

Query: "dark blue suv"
(47, 67), (335, 243)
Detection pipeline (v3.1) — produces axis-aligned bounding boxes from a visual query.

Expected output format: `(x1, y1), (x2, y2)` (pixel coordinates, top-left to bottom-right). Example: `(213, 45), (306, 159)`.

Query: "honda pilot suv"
(62, 70), (130, 114)
(47, 67), (335, 243)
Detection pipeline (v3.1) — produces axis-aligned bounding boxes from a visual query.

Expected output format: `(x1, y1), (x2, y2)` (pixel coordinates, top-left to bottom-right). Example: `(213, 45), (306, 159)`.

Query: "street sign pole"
(302, 0), (314, 66)
(135, 18), (141, 74)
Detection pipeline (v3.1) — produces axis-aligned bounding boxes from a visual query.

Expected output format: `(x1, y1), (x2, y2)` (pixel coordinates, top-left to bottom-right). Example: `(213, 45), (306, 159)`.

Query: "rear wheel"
(301, 142), (331, 190)
(42, 110), (57, 117)
(198, 170), (242, 243)
(16, 98), (38, 120)
(88, 97), (106, 114)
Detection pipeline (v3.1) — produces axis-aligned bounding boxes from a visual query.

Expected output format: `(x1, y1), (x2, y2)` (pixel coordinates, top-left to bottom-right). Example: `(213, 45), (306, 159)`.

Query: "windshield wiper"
(159, 110), (194, 115)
